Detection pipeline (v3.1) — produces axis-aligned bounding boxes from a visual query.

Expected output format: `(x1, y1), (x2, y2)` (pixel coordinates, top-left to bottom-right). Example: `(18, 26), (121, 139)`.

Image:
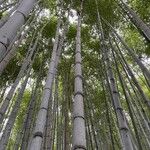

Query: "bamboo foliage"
(0, 0), (150, 149)
(119, 0), (150, 42)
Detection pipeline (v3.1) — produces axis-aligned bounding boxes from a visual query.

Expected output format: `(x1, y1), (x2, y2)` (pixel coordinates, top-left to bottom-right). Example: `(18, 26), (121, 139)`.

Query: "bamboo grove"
(0, 0), (150, 149)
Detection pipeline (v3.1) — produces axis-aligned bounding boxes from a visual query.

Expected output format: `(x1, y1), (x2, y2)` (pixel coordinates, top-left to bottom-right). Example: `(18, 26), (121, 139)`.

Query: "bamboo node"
(73, 145), (86, 150)
(33, 131), (43, 138)
(16, 10), (27, 21)
(74, 115), (85, 120)
(74, 91), (84, 97)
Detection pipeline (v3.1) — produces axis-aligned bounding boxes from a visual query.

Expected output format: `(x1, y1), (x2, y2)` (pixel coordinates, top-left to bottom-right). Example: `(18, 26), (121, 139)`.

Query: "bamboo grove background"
(0, 0), (150, 149)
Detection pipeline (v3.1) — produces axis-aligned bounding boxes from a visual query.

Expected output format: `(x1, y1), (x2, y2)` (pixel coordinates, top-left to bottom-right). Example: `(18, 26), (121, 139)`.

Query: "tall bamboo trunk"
(111, 44), (143, 149)
(56, 88), (59, 150)
(120, 57), (150, 133)
(0, 15), (36, 74)
(0, 36), (38, 124)
(26, 81), (42, 150)
(21, 73), (41, 150)
(0, 10), (35, 58)
(115, 38), (150, 125)
(0, 0), (37, 59)
(119, 0), (150, 41)
(87, 98), (99, 149)
(51, 86), (57, 150)
(72, 1), (86, 149)
(95, 0), (133, 149)
(42, 92), (53, 150)
(104, 90), (115, 150)
(113, 39), (150, 107)
(14, 80), (37, 150)
(86, 113), (94, 150)
(29, 17), (61, 150)
(99, 15), (150, 81)
(104, 53), (133, 150)
(64, 74), (70, 150)
(0, 13), (35, 66)
(29, 8), (70, 148)
(101, 18), (150, 81)
(115, 31), (150, 80)
(0, 65), (31, 150)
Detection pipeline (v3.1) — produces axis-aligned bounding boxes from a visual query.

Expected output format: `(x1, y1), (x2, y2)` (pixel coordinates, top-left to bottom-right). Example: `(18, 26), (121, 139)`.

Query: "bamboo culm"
(0, 0), (37, 60)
